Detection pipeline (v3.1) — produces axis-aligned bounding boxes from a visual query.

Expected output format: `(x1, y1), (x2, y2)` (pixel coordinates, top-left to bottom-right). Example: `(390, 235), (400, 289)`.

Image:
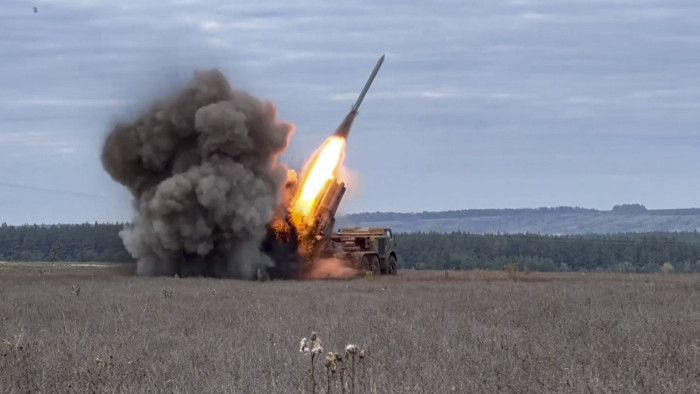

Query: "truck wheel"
(370, 255), (380, 275)
(388, 255), (397, 275)
(361, 255), (370, 273)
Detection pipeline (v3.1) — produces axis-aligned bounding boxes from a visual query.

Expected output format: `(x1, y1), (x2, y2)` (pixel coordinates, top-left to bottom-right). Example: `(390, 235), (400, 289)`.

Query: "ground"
(1, 264), (700, 393)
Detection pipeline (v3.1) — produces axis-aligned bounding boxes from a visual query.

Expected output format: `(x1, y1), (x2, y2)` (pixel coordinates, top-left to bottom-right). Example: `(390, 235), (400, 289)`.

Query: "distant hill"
(337, 205), (700, 235)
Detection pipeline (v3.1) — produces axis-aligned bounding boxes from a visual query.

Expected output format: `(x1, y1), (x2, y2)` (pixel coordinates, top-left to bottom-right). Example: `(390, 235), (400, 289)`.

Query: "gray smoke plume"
(102, 70), (297, 278)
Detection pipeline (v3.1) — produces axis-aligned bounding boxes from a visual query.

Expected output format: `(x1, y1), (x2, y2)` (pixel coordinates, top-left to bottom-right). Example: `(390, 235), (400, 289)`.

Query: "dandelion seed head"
(299, 337), (309, 353)
(311, 343), (324, 354)
(345, 344), (358, 355)
(325, 353), (334, 368)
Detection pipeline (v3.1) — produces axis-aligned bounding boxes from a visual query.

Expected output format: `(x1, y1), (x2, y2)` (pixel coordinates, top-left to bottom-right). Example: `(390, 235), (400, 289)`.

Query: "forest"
(2, 223), (700, 273)
(343, 206), (598, 222)
(397, 231), (700, 273)
(0, 223), (131, 262)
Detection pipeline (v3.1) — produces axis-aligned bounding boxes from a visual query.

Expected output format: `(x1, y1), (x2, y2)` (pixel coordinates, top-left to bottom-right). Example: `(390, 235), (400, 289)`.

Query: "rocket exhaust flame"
(291, 136), (346, 222)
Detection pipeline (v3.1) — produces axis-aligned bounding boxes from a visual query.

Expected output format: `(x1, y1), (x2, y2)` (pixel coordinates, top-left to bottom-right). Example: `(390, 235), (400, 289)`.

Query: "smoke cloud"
(102, 69), (298, 279)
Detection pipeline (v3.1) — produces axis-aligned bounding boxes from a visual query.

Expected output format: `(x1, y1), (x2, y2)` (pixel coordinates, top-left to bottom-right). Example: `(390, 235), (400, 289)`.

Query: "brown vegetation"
(1, 264), (700, 392)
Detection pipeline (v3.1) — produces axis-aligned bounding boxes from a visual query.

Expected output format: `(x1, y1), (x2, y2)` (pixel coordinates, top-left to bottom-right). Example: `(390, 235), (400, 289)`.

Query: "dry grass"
(2, 265), (700, 393)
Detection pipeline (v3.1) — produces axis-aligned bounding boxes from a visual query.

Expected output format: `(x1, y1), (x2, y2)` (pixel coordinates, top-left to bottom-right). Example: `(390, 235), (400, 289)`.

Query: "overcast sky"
(2, 0), (700, 224)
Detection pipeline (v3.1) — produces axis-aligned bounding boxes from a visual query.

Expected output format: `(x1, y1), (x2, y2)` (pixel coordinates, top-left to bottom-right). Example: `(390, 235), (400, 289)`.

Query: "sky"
(2, 0), (700, 224)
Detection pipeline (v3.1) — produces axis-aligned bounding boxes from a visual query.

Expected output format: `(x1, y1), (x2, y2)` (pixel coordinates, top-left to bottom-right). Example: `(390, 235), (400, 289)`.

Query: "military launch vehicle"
(306, 55), (399, 275)
(309, 177), (398, 275)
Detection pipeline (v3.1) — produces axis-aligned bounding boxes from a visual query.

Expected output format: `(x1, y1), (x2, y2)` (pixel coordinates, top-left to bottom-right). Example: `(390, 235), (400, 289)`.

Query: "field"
(2, 265), (700, 393)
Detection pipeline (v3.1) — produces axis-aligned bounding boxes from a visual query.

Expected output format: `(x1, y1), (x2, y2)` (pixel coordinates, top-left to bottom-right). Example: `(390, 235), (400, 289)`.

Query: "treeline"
(344, 206), (599, 222)
(612, 204), (700, 216)
(396, 231), (700, 273)
(0, 223), (132, 262)
(4, 223), (700, 273)
(344, 205), (700, 222)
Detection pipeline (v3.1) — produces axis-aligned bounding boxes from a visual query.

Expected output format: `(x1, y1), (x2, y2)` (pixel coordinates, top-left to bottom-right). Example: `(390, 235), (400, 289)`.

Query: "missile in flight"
(333, 54), (385, 138)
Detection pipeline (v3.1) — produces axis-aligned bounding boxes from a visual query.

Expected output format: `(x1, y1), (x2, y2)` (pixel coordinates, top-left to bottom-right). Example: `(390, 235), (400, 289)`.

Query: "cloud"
(0, 131), (74, 152)
(421, 91), (466, 99)
(199, 20), (222, 31)
(2, 0), (700, 223)
(6, 99), (133, 108)
(488, 93), (533, 100)
(566, 96), (611, 105)
(205, 37), (230, 48)
(330, 90), (466, 102)
(518, 8), (682, 24)
(628, 89), (684, 99)
(520, 12), (555, 22)
(276, 51), (371, 62)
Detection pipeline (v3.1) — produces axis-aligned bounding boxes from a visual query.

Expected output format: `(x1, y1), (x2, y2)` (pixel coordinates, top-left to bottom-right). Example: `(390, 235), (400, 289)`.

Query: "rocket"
(333, 54), (385, 138)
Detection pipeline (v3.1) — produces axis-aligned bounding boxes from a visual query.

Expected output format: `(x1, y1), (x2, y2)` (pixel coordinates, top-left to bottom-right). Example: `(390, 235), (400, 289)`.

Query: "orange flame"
(291, 136), (346, 222)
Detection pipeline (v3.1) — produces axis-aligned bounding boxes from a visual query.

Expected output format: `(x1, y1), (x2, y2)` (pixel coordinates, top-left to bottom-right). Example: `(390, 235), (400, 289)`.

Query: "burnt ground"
(1, 264), (700, 393)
